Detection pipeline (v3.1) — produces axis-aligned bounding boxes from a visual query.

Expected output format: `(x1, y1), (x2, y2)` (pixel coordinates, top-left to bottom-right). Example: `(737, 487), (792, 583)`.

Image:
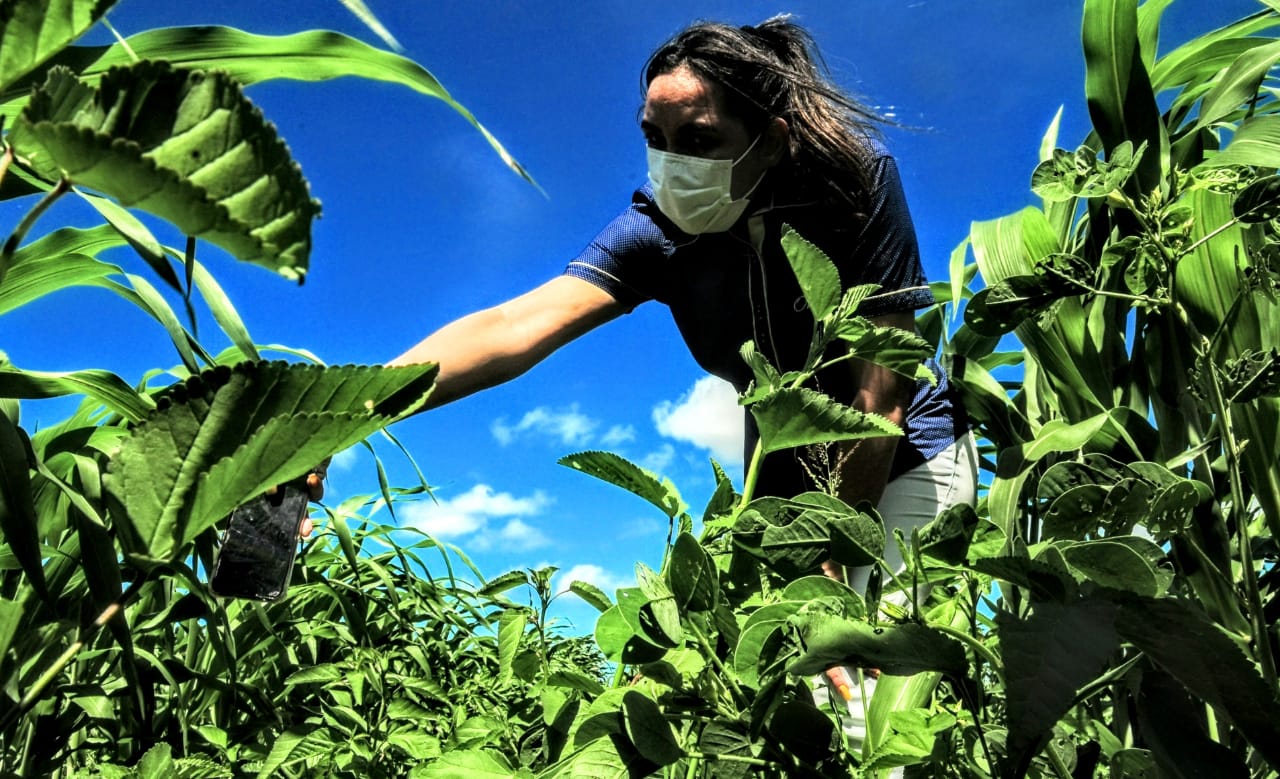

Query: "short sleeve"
(563, 189), (672, 311)
(843, 153), (934, 318)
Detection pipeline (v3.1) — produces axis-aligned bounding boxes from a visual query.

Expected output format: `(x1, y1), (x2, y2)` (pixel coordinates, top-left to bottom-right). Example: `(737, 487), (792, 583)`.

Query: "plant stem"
(1044, 741), (1074, 779)
(1, 176), (70, 283)
(736, 439), (766, 512)
(687, 620), (750, 710)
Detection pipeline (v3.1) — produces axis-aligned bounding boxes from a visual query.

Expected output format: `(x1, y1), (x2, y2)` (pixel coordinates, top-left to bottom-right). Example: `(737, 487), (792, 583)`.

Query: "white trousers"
(814, 433), (980, 758)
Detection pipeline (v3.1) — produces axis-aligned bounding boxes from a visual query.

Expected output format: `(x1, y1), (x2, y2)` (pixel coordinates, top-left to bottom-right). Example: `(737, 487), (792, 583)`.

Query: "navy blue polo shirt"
(564, 150), (967, 494)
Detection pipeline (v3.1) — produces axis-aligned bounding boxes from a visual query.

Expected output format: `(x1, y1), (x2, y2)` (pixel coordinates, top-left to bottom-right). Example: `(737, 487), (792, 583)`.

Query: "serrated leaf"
(477, 569), (527, 597)
(104, 361), (436, 561)
(999, 599), (1119, 777)
(10, 63), (321, 279)
(404, 748), (516, 778)
(833, 317), (934, 379)
(622, 691), (683, 766)
(559, 450), (682, 519)
(568, 580), (613, 612)
(781, 224), (842, 320)
(750, 386), (899, 454)
(497, 608), (527, 683)
(283, 663), (343, 686)
(135, 743), (176, 779)
(1059, 538), (1161, 596)
(0, 0), (115, 92)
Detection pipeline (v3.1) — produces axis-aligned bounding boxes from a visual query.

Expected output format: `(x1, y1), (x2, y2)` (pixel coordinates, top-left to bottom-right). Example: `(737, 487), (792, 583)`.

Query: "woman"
(391, 17), (976, 590)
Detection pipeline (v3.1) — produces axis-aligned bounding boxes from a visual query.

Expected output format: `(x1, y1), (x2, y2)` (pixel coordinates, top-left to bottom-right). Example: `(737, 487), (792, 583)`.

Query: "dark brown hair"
(644, 15), (883, 211)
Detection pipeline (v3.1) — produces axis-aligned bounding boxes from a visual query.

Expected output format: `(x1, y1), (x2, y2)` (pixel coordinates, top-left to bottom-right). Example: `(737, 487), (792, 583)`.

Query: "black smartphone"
(210, 482), (310, 601)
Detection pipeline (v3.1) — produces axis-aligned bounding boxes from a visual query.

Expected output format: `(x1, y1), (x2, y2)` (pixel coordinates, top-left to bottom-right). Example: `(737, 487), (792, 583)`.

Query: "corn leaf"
(59, 26), (535, 188)
(9, 63), (321, 280)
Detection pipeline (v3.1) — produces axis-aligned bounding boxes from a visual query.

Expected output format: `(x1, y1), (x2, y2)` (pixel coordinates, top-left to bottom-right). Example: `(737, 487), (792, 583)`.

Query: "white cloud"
(618, 516), (666, 539)
(328, 446), (360, 473)
(557, 563), (630, 596)
(399, 485), (552, 549)
(641, 443), (676, 474)
(492, 404), (598, 447)
(652, 377), (744, 466)
(601, 424), (637, 446)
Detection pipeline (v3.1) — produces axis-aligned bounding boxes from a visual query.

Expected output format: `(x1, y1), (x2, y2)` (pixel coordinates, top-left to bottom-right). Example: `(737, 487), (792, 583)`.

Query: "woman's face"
(642, 65), (783, 199)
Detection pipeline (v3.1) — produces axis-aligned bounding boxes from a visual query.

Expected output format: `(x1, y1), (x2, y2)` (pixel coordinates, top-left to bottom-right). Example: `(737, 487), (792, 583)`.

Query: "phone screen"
(210, 484), (309, 600)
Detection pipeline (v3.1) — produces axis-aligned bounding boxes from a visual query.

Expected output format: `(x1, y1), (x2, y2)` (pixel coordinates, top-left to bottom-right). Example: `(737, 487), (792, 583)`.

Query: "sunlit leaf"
(10, 63), (321, 280)
(667, 532), (717, 612)
(750, 386), (899, 454)
(569, 580), (612, 613)
(0, 407), (46, 599)
(1195, 39), (1280, 129)
(559, 450), (682, 519)
(0, 0), (115, 92)
(104, 361), (436, 561)
(781, 224), (841, 320)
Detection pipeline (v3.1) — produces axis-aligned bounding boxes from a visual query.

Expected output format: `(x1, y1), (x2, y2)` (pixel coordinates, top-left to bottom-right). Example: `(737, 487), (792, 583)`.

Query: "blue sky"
(0, 0), (1257, 629)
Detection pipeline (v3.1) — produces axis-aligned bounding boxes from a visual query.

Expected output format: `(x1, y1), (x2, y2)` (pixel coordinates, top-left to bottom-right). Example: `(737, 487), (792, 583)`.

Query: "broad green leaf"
(635, 563), (681, 647)
(547, 735), (651, 779)
(413, 748), (518, 778)
(621, 691), (682, 766)
(697, 719), (754, 778)
(917, 503), (980, 565)
(781, 224), (841, 320)
(135, 744), (176, 779)
(68, 26), (535, 187)
(568, 579), (612, 612)
(594, 604), (665, 665)
(667, 532), (717, 612)
(0, 407), (46, 598)
(766, 699), (837, 765)
(999, 598), (1120, 777)
(1235, 176), (1280, 224)
(283, 663), (343, 686)
(1057, 538), (1161, 596)
(559, 450), (682, 519)
(971, 556), (1079, 603)
(496, 608), (527, 683)
(10, 63), (321, 280)
(1021, 413), (1114, 463)
(476, 569), (527, 597)
(104, 361), (437, 561)
(833, 317), (934, 379)
(782, 575), (864, 619)
(0, 0), (115, 92)
(733, 601), (804, 688)
(750, 386), (900, 454)
(1195, 39), (1280, 130)
(1115, 595), (1280, 768)
(788, 616), (967, 678)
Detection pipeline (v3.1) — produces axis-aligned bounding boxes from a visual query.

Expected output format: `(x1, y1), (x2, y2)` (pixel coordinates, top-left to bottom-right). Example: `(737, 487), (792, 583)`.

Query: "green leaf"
(999, 598), (1120, 778)
(406, 748), (516, 778)
(559, 450), (682, 519)
(1058, 536), (1165, 596)
(104, 361), (436, 561)
(0, 406), (46, 598)
(1198, 115), (1280, 169)
(834, 317), (934, 379)
(476, 569), (527, 597)
(733, 601), (805, 688)
(0, 225), (124, 316)
(781, 224), (842, 320)
(1134, 669), (1250, 779)
(10, 63), (321, 280)
(917, 503), (980, 566)
(635, 563), (681, 648)
(749, 386), (900, 454)
(0, 0), (115, 92)
(594, 605), (666, 665)
(765, 699), (837, 765)
(697, 719), (754, 779)
(1196, 39), (1280, 130)
(135, 744), (176, 779)
(69, 26), (535, 187)
(497, 608), (527, 683)
(788, 616), (967, 677)
(667, 532), (717, 612)
(568, 580), (612, 612)
(282, 663), (342, 686)
(621, 691), (683, 766)
(0, 597), (22, 661)
(1081, 0), (1163, 192)
(782, 575), (865, 619)
(1114, 595), (1280, 768)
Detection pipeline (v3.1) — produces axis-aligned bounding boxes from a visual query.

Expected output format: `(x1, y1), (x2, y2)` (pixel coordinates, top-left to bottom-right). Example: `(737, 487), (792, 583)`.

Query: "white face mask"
(647, 135), (765, 234)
